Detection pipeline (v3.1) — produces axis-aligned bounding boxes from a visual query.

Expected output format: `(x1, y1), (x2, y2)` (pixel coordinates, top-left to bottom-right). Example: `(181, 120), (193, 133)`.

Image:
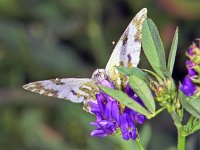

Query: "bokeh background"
(0, 0), (200, 150)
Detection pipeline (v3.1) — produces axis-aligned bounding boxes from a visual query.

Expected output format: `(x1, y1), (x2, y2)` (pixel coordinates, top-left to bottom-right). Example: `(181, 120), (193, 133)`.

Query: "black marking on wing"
(122, 33), (128, 46)
(70, 90), (77, 95)
(119, 61), (124, 66)
(127, 53), (132, 61)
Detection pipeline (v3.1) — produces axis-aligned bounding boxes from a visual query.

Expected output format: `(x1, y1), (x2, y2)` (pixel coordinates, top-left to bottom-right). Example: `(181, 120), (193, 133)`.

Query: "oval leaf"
(98, 85), (151, 118)
(179, 91), (200, 119)
(167, 27), (179, 75)
(117, 66), (148, 81)
(192, 120), (200, 133)
(142, 18), (166, 78)
(129, 75), (156, 113)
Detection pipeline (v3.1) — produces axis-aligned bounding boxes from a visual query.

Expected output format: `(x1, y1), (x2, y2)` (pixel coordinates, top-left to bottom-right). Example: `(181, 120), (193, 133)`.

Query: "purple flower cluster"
(89, 79), (146, 140)
(180, 44), (199, 96)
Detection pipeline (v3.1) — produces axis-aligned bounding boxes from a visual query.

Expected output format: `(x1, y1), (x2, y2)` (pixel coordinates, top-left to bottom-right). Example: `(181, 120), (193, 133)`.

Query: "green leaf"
(192, 120), (200, 133)
(179, 91), (200, 119)
(142, 18), (166, 79)
(117, 66), (148, 81)
(98, 85), (151, 118)
(129, 75), (156, 113)
(140, 123), (152, 149)
(167, 27), (179, 75)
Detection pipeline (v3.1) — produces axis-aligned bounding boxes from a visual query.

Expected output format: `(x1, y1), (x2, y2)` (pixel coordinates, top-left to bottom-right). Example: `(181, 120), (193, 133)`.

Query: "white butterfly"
(23, 8), (147, 112)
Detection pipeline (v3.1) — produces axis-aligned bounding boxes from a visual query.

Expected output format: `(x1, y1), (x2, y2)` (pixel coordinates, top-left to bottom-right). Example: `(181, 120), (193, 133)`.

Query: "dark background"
(0, 0), (200, 149)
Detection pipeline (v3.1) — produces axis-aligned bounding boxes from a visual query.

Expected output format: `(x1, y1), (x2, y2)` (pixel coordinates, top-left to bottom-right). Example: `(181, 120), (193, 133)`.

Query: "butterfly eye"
(50, 78), (64, 85)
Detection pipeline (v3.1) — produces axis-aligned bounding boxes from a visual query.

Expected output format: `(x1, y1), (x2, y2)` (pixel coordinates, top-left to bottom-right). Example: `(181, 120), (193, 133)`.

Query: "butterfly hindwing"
(23, 78), (98, 110)
(105, 8), (147, 87)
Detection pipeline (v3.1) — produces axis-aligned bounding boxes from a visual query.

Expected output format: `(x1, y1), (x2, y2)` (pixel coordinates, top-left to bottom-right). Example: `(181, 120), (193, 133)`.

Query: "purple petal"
(120, 113), (137, 140)
(188, 68), (198, 77)
(129, 109), (136, 120)
(126, 85), (144, 106)
(180, 77), (197, 96)
(122, 130), (129, 140)
(96, 113), (103, 122)
(120, 113), (129, 130)
(98, 79), (116, 101)
(126, 117), (137, 140)
(111, 101), (120, 123)
(130, 127), (137, 140)
(126, 85), (135, 98)
(89, 102), (100, 114)
(127, 115), (135, 128)
(127, 108), (146, 124)
(120, 113), (129, 140)
(134, 113), (146, 124)
(96, 94), (105, 113)
(133, 96), (144, 106)
(186, 60), (194, 68)
(90, 122), (100, 128)
(105, 101), (112, 120)
(188, 47), (194, 56)
(91, 129), (108, 138)
(123, 107), (132, 114)
(106, 95), (116, 102)
(99, 79), (114, 88)
(100, 91), (116, 102)
(98, 120), (116, 134)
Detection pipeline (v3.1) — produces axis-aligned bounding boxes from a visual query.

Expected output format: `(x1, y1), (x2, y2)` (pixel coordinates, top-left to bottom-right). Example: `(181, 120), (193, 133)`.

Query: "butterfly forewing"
(23, 78), (98, 109)
(105, 8), (147, 87)
(23, 8), (148, 112)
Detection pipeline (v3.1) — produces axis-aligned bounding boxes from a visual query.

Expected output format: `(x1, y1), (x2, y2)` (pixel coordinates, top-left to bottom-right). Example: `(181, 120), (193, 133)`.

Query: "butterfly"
(23, 8), (147, 113)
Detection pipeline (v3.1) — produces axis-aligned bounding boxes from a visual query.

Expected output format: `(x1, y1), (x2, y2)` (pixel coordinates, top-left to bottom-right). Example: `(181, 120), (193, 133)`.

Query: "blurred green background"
(0, 0), (200, 150)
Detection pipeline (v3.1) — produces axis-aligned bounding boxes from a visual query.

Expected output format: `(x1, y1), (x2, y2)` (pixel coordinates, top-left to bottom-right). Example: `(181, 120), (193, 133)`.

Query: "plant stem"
(155, 106), (166, 115)
(136, 138), (144, 150)
(170, 111), (186, 150)
(177, 128), (186, 150)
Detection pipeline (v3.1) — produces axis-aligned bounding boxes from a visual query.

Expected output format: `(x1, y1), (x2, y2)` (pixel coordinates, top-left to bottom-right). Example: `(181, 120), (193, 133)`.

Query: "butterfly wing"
(23, 78), (98, 112)
(105, 8), (147, 87)
(23, 8), (147, 111)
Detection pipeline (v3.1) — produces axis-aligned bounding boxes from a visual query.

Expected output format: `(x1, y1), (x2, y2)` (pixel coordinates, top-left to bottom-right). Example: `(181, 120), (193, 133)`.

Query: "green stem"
(148, 106), (166, 119)
(136, 138), (144, 150)
(169, 111), (186, 150)
(170, 111), (182, 128)
(155, 106), (166, 115)
(177, 128), (186, 150)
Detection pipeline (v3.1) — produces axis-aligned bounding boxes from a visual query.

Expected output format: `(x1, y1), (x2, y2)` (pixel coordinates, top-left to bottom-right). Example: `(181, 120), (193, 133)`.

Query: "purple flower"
(126, 85), (144, 106)
(180, 44), (199, 96)
(186, 60), (198, 77)
(187, 44), (199, 56)
(89, 79), (146, 140)
(186, 60), (194, 68)
(188, 68), (198, 77)
(90, 121), (116, 137)
(120, 113), (137, 140)
(180, 77), (197, 96)
(188, 47), (194, 56)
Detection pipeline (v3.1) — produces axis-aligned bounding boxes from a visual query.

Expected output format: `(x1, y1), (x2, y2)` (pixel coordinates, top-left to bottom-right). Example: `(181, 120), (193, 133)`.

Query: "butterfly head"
(92, 69), (107, 83)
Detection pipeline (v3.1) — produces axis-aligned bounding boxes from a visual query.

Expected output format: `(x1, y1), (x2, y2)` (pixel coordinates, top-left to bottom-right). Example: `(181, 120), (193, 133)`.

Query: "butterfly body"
(23, 8), (147, 112)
